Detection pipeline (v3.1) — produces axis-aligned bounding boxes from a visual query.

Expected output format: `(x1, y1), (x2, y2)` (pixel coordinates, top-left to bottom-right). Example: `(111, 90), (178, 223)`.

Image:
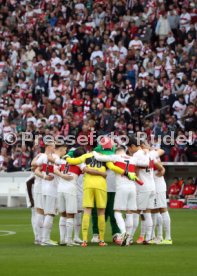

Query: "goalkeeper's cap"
(99, 137), (114, 150)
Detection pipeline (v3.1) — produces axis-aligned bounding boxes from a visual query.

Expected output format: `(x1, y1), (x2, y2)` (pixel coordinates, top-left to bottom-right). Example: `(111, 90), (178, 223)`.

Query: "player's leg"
(114, 210), (126, 235)
(74, 212), (83, 243)
(157, 212), (163, 242)
(96, 189), (107, 246)
(151, 209), (159, 240)
(74, 192), (83, 243)
(160, 196), (172, 244)
(143, 210), (153, 243)
(131, 211), (140, 242)
(125, 186), (137, 245)
(151, 193), (161, 241)
(91, 205), (99, 243)
(144, 191), (155, 244)
(34, 193), (44, 244)
(135, 192), (149, 243)
(108, 192), (121, 245)
(113, 188), (127, 235)
(144, 192), (155, 243)
(42, 196), (57, 246)
(81, 208), (92, 246)
(59, 213), (67, 245)
(66, 213), (76, 246)
(65, 194), (78, 246)
(81, 188), (94, 246)
(137, 213), (146, 242)
(31, 207), (39, 243)
(58, 192), (67, 244)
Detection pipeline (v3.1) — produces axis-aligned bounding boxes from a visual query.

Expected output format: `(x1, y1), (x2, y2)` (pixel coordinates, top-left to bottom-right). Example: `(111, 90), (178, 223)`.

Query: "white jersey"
(76, 174), (83, 198)
(34, 175), (42, 194)
(150, 150), (167, 193)
(33, 153), (44, 194)
(133, 149), (156, 193)
(56, 159), (84, 195)
(93, 151), (149, 190)
(35, 153), (58, 197)
(106, 170), (116, 192)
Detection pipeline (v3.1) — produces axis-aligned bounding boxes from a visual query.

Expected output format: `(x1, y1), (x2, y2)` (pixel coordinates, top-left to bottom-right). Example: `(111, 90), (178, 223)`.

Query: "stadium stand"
(0, 0), (196, 172)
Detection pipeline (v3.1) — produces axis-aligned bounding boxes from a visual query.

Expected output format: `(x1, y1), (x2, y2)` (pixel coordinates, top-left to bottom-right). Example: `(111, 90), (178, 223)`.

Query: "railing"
(0, 163), (196, 207)
(144, 105), (170, 120)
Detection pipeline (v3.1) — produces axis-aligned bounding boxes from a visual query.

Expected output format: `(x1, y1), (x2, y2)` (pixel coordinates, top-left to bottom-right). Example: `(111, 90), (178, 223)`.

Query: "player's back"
(58, 159), (83, 195)
(113, 154), (136, 188)
(38, 153), (58, 196)
(150, 150), (166, 193)
(133, 149), (155, 192)
(84, 155), (107, 191)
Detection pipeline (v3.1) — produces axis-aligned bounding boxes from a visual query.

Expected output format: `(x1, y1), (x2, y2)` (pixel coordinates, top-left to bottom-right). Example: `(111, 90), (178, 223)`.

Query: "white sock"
(59, 216), (67, 243)
(151, 213), (158, 239)
(131, 213), (139, 239)
(35, 213), (44, 242)
(144, 213), (153, 242)
(66, 218), (74, 243)
(140, 218), (146, 237)
(31, 208), (38, 241)
(43, 215), (54, 243)
(161, 211), (171, 240)
(114, 212), (126, 234)
(74, 212), (82, 240)
(125, 214), (133, 235)
(157, 213), (163, 240)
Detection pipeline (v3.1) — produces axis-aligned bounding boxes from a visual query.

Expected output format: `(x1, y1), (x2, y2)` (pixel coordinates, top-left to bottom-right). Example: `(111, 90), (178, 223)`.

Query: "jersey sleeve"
(35, 154), (47, 166)
(106, 162), (124, 175)
(55, 159), (66, 165)
(66, 152), (93, 165)
(133, 154), (150, 167)
(93, 151), (118, 162)
(78, 163), (86, 171)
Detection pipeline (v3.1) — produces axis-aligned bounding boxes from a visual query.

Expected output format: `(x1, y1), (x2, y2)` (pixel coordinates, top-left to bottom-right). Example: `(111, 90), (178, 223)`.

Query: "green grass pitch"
(0, 208), (197, 276)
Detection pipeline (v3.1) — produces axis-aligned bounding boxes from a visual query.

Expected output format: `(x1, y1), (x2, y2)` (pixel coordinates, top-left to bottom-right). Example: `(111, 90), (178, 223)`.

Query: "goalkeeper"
(65, 138), (137, 247)
(93, 145), (149, 246)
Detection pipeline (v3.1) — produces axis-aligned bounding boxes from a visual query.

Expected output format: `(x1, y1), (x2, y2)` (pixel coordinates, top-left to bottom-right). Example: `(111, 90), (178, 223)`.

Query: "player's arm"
(156, 149), (165, 157)
(155, 161), (165, 176)
(34, 167), (54, 181)
(83, 166), (107, 178)
(47, 154), (57, 163)
(31, 154), (41, 167)
(106, 161), (142, 183)
(26, 175), (35, 208)
(133, 155), (150, 167)
(53, 167), (74, 181)
(66, 152), (93, 165)
(93, 151), (118, 162)
(106, 162), (124, 174)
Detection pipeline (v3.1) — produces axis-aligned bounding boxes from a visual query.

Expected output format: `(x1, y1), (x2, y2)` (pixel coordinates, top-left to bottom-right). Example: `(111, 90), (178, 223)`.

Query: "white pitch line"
(0, 231), (16, 236)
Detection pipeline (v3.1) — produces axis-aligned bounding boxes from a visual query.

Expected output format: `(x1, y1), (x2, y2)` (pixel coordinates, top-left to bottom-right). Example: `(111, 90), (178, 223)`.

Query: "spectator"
(168, 177), (182, 200)
(155, 12), (171, 39)
(180, 177), (197, 200)
(0, 0), (196, 170)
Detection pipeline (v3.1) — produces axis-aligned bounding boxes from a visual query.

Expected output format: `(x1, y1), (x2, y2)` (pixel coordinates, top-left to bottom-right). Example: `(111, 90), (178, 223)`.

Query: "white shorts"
(42, 195), (57, 215)
(58, 192), (77, 214)
(77, 194), (83, 211)
(137, 191), (156, 210)
(34, 193), (43, 209)
(114, 185), (137, 211)
(155, 192), (167, 209)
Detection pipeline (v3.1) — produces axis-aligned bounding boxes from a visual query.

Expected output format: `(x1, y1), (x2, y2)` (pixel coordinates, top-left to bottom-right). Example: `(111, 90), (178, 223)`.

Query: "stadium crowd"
(0, 0), (197, 172)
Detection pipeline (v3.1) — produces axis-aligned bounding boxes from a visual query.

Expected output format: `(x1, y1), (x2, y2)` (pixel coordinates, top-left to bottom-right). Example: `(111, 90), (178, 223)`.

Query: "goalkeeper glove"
(125, 172), (144, 185)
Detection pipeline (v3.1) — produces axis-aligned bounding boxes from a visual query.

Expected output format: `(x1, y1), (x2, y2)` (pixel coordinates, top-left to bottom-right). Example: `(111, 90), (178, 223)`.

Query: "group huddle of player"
(26, 136), (172, 247)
